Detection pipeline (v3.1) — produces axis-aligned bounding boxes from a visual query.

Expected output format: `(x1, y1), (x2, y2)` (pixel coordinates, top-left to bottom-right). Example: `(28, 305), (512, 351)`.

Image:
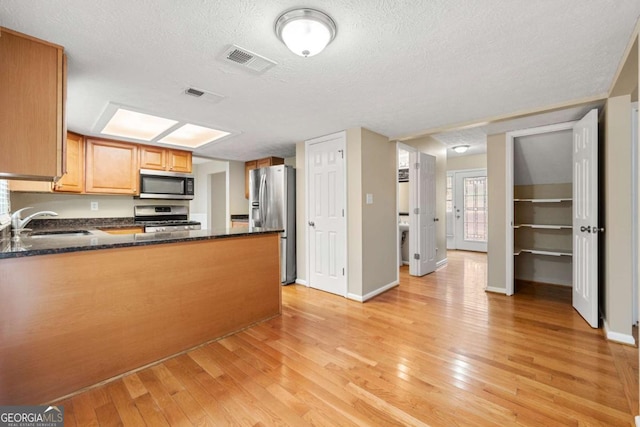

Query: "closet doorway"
(505, 110), (599, 328)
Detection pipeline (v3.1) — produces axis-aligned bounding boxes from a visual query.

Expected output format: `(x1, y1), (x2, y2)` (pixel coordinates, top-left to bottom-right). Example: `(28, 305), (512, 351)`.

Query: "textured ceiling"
(434, 101), (603, 157)
(1, 1), (638, 161)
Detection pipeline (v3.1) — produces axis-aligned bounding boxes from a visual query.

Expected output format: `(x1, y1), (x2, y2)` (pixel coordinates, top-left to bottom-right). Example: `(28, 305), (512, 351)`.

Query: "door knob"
(580, 225), (591, 233)
(308, 221), (315, 227)
(433, 218), (439, 222)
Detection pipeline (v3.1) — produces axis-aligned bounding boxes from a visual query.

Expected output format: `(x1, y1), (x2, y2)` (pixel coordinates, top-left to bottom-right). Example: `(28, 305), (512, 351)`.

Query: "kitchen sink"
(28, 230), (93, 238)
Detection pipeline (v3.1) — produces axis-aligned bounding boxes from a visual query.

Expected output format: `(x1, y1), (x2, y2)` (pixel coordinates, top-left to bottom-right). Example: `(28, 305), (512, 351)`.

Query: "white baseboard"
(485, 286), (507, 294)
(603, 320), (636, 345)
(436, 258), (448, 269)
(295, 278), (308, 286)
(636, 415), (640, 427)
(348, 280), (399, 302)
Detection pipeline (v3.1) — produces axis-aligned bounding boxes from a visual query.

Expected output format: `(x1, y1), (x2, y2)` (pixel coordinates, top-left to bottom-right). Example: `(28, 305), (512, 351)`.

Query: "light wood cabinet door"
(0, 28), (65, 180)
(54, 132), (84, 193)
(85, 138), (139, 195)
(245, 160), (257, 198)
(139, 146), (166, 171)
(168, 150), (192, 173)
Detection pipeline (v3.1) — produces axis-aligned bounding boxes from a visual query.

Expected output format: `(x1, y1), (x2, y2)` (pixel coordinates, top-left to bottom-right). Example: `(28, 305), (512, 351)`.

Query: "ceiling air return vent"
(183, 87), (225, 104)
(222, 45), (277, 73)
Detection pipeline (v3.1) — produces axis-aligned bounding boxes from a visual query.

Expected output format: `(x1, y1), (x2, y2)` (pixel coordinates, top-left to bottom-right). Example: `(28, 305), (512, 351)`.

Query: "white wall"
(190, 159), (247, 229)
(603, 95), (634, 340)
(446, 153), (487, 171)
(10, 192), (187, 219)
(514, 130), (572, 185)
(228, 160), (248, 215)
(487, 133), (508, 291)
(190, 160), (226, 228)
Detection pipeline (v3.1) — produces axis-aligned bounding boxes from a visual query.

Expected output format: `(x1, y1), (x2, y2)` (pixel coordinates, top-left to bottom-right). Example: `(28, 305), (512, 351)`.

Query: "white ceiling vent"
(183, 87), (225, 104)
(222, 45), (277, 73)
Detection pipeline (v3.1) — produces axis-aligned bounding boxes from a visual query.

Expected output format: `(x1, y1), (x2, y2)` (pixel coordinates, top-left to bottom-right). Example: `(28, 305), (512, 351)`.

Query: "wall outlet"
(90, 201), (99, 211)
(366, 193), (374, 204)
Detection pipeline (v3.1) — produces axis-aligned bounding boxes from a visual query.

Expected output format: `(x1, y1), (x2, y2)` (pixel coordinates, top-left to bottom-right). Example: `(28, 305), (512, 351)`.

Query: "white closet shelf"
(514, 247), (572, 257)
(513, 198), (572, 203)
(513, 224), (572, 230)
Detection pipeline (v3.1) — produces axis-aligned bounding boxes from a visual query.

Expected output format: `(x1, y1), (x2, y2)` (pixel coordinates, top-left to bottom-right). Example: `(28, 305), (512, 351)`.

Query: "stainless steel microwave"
(139, 169), (195, 200)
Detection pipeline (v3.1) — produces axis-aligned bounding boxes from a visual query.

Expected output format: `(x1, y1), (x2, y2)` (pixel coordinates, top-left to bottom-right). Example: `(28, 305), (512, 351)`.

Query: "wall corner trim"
(603, 319), (636, 345)
(348, 280), (399, 303)
(485, 286), (507, 295)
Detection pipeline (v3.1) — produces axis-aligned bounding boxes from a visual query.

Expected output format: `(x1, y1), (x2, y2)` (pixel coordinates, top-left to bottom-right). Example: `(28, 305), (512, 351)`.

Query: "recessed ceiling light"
(159, 123), (230, 148)
(101, 108), (178, 141)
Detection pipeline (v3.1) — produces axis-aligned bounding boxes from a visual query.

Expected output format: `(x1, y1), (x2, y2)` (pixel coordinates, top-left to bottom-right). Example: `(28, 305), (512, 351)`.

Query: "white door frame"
(449, 168), (488, 252)
(505, 121), (577, 296)
(632, 102), (638, 324)
(396, 142), (417, 284)
(305, 131), (348, 297)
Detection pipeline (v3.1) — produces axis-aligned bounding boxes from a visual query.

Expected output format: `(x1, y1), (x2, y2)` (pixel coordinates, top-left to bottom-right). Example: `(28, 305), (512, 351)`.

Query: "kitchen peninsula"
(0, 228), (282, 404)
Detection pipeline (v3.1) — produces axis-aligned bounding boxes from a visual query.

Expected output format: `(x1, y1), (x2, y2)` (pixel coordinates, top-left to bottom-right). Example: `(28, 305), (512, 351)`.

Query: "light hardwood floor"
(56, 251), (638, 426)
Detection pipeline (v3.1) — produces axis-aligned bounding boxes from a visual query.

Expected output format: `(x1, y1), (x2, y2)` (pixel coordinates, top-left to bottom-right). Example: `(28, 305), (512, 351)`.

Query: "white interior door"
(409, 152), (437, 276)
(454, 170), (488, 252)
(307, 132), (347, 296)
(573, 109), (599, 328)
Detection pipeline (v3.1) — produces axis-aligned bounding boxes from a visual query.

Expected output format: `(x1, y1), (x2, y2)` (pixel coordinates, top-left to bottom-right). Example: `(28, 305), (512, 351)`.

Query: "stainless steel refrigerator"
(249, 165), (296, 284)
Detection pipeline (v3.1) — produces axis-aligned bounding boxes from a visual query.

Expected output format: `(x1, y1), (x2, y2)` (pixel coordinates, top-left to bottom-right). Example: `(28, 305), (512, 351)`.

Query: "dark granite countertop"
(0, 227), (283, 259)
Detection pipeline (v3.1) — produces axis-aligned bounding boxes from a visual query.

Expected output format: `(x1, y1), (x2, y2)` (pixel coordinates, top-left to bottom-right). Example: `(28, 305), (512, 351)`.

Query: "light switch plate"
(366, 193), (373, 204)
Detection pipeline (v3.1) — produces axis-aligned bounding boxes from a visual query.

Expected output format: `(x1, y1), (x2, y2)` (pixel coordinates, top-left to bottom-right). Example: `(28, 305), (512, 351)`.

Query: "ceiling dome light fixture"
(452, 145), (470, 154)
(275, 8), (337, 57)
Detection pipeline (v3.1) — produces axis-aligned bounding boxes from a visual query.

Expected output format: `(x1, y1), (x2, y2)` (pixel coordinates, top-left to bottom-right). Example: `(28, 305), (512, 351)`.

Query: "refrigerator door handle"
(259, 173), (267, 226)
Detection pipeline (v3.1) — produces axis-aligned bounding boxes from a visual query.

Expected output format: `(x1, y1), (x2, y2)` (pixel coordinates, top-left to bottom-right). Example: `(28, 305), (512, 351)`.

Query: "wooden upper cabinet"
(244, 157), (284, 198)
(140, 147), (192, 173)
(0, 27), (65, 180)
(168, 150), (192, 173)
(85, 138), (139, 195)
(139, 146), (167, 171)
(54, 132), (84, 193)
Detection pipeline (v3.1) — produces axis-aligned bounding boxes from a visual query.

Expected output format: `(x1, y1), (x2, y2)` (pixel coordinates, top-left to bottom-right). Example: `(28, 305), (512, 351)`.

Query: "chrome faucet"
(11, 207), (59, 238)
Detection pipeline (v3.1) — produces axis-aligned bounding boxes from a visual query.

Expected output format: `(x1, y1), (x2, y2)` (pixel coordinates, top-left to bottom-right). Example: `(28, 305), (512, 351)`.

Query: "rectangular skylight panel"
(159, 124), (230, 148)
(101, 108), (178, 141)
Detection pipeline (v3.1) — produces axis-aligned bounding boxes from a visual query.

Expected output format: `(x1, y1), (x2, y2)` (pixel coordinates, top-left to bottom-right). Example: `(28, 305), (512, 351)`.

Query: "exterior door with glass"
(453, 169), (488, 252)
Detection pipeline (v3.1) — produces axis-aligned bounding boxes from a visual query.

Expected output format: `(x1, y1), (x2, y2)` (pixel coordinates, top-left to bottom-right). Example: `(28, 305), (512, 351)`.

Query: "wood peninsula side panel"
(0, 233), (281, 404)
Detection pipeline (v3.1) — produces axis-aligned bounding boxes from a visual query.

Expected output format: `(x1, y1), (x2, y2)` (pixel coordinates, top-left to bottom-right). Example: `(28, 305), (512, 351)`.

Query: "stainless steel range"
(134, 205), (201, 232)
